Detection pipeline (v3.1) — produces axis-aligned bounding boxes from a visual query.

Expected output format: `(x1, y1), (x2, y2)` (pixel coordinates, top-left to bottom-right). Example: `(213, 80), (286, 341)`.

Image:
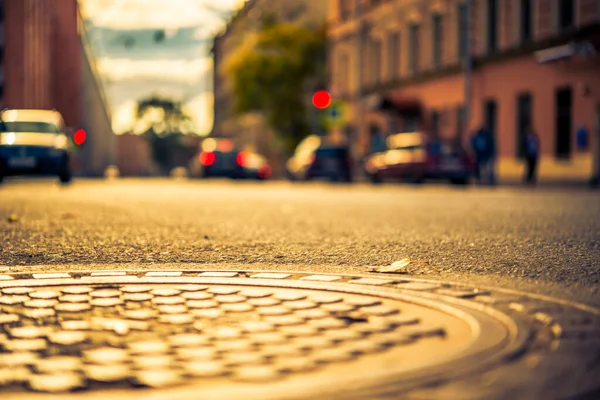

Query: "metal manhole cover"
(0, 270), (598, 400)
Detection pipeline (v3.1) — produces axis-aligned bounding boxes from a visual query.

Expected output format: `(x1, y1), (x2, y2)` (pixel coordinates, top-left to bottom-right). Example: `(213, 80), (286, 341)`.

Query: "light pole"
(463, 0), (473, 140)
(354, 0), (364, 163)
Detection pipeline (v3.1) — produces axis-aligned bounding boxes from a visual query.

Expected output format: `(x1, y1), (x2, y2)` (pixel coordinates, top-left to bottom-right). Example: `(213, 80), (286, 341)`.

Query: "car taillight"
(199, 152), (215, 166)
(236, 151), (247, 166)
(258, 165), (271, 179)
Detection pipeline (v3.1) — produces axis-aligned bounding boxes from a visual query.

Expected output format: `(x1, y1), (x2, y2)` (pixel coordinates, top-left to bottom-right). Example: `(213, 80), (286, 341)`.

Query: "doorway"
(555, 86), (572, 159)
(484, 99), (497, 148)
(516, 93), (533, 159)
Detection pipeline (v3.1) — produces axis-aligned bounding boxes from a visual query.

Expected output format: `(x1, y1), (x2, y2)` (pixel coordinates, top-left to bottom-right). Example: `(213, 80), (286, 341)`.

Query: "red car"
(364, 132), (475, 185)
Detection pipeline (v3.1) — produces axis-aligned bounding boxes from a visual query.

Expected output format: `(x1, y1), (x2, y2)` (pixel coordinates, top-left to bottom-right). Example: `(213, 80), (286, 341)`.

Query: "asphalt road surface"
(0, 178), (598, 305)
(1, 178), (600, 399)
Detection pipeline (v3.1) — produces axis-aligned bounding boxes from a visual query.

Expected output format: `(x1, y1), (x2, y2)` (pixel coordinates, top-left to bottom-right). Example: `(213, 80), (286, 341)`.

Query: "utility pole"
(354, 0), (364, 165)
(592, 104), (600, 187)
(463, 0), (473, 140)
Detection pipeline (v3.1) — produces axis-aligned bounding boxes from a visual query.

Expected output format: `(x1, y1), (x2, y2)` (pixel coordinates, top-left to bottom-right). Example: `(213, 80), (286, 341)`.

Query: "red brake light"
(73, 129), (86, 145)
(258, 165), (271, 179)
(199, 152), (215, 166)
(236, 151), (248, 166)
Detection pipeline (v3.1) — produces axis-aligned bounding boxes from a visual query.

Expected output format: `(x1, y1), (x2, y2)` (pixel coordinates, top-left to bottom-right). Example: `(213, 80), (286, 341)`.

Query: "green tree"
(225, 22), (327, 153)
(135, 96), (195, 174)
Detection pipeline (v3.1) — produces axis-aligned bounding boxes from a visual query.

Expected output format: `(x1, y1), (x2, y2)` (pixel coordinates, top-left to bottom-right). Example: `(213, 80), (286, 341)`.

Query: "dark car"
(238, 151), (271, 180)
(0, 109), (74, 185)
(364, 132), (474, 185)
(190, 138), (270, 180)
(306, 146), (352, 182)
(286, 135), (352, 182)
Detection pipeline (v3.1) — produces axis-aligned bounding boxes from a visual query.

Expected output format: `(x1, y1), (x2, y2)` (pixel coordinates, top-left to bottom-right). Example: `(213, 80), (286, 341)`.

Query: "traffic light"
(312, 90), (332, 109)
(73, 129), (86, 146)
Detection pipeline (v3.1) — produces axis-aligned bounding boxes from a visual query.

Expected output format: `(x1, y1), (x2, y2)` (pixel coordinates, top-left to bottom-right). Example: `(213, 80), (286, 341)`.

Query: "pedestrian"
(523, 126), (540, 185)
(370, 125), (386, 153)
(470, 127), (486, 184)
(470, 126), (496, 185)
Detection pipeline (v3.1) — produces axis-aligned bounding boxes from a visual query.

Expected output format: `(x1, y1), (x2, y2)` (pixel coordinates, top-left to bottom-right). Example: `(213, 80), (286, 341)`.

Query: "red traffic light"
(73, 129), (86, 145)
(312, 90), (332, 109)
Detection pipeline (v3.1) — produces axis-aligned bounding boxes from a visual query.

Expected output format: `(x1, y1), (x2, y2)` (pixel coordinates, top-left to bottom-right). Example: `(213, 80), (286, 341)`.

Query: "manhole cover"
(0, 270), (598, 400)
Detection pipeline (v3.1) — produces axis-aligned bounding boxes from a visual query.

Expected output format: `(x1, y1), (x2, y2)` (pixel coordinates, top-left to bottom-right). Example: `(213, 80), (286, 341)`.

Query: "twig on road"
(369, 258), (441, 274)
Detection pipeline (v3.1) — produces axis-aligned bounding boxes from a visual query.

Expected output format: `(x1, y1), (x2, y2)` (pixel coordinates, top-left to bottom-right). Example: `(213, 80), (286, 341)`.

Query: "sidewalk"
(495, 178), (599, 190)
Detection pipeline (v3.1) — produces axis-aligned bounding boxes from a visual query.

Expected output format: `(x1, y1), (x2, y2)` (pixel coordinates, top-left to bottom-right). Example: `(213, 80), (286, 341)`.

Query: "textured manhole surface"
(0, 270), (599, 400)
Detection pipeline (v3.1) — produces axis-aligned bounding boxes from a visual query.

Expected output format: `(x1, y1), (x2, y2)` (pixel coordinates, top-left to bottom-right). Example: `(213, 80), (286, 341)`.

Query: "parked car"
(286, 135), (352, 182)
(239, 151), (271, 180)
(189, 138), (270, 180)
(364, 132), (474, 185)
(286, 135), (321, 181)
(0, 109), (74, 184)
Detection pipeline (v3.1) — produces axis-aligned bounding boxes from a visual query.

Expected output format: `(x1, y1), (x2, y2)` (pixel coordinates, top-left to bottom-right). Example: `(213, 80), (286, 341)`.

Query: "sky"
(79, 0), (247, 135)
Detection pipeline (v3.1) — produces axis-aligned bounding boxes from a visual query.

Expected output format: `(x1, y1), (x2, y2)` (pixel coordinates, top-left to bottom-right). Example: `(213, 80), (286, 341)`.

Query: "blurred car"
(189, 138), (271, 180)
(286, 135), (352, 182)
(239, 151), (271, 180)
(364, 132), (474, 185)
(0, 109), (74, 184)
(286, 135), (321, 181)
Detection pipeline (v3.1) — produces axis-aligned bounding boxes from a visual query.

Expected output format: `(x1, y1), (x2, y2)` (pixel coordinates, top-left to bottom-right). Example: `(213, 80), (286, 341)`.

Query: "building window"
(367, 38), (383, 85)
(373, 39), (383, 84)
(487, 0), (498, 52)
(558, 0), (575, 29)
(484, 99), (498, 144)
(520, 0), (532, 42)
(516, 93), (533, 158)
(456, 106), (465, 138)
(457, 3), (468, 60)
(340, 0), (352, 21)
(409, 24), (420, 74)
(432, 14), (443, 69)
(555, 86), (572, 158)
(387, 31), (400, 80)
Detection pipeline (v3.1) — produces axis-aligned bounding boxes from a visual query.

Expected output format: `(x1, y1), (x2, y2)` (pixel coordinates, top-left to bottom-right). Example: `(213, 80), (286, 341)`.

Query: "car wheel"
(407, 175), (425, 185)
(369, 173), (382, 184)
(58, 171), (72, 185)
(450, 177), (468, 185)
(0, 162), (6, 184)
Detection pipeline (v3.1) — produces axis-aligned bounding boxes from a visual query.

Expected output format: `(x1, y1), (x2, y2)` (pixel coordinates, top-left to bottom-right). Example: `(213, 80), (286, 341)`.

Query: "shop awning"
(365, 94), (423, 115)
(535, 41), (597, 64)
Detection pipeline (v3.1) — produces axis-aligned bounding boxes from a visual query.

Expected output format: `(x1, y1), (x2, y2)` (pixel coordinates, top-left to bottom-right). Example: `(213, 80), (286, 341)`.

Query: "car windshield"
(0, 121), (61, 134)
(316, 147), (347, 157)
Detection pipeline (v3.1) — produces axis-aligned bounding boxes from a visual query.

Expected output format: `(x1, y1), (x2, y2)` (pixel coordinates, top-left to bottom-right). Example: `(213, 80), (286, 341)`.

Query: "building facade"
(211, 0), (327, 176)
(1, 0), (115, 176)
(3, 0), (81, 126)
(329, 0), (600, 183)
(0, 0), (5, 107)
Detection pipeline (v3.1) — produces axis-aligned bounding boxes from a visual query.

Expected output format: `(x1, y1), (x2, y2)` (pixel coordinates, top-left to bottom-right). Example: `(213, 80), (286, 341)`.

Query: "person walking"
(470, 127), (486, 183)
(471, 127), (495, 185)
(524, 126), (540, 185)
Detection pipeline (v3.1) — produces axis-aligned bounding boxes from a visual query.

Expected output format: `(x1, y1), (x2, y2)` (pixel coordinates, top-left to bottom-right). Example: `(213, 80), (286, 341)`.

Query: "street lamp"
(354, 0), (364, 161)
(463, 0), (473, 141)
